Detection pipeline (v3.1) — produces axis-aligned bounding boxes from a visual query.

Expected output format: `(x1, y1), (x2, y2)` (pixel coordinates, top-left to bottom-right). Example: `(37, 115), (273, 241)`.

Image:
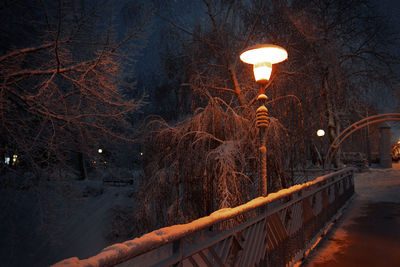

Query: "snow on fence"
(53, 168), (355, 267)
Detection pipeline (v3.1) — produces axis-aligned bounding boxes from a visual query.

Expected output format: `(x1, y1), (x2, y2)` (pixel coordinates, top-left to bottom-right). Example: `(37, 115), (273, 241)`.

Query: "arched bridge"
(325, 113), (400, 167)
(51, 115), (399, 267)
(54, 168), (355, 267)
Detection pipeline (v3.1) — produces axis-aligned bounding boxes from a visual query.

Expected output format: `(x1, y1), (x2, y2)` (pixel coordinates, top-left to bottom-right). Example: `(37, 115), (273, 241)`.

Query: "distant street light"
(240, 44), (288, 196)
(98, 148), (103, 154)
(12, 154), (18, 166)
(317, 129), (325, 137)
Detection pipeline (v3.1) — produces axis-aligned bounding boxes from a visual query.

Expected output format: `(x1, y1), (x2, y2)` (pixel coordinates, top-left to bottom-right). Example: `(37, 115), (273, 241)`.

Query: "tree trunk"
(78, 152), (87, 180)
(229, 67), (245, 106)
(323, 75), (338, 168)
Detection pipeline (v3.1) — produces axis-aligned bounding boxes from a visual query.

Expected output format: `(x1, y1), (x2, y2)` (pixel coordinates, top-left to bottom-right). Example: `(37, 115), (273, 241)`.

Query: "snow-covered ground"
(2, 163), (398, 267)
(304, 162), (400, 266)
(0, 171), (139, 267)
(353, 162), (400, 203)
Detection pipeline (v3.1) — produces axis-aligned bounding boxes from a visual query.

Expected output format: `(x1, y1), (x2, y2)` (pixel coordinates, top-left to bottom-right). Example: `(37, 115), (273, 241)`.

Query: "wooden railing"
(54, 168), (355, 267)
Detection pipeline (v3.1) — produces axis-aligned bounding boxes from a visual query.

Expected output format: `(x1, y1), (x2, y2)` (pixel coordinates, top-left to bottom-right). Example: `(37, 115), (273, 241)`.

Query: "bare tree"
(0, 0), (148, 177)
(282, 0), (400, 162)
(135, 0), (301, 233)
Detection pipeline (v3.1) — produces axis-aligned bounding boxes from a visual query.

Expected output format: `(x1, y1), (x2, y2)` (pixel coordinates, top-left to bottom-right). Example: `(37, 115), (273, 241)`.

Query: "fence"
(288, 168), (338, 185)
(54, 168), (355, 267)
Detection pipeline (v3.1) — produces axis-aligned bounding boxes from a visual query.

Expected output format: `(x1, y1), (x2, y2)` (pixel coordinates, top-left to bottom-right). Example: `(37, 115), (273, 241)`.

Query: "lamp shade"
(240, 44), (288, 82)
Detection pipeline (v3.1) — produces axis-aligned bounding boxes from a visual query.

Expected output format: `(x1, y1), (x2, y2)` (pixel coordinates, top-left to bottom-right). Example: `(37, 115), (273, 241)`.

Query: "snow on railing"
(53, 167), (355, 267)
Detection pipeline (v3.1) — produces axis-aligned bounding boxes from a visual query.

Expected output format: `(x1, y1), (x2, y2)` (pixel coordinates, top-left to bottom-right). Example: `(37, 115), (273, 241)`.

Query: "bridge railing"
(288, 168), (339, 184)
(54, 168), (355, 267)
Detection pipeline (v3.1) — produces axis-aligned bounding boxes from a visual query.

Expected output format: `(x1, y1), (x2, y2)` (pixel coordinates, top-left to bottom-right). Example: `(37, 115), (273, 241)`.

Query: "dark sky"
(377, 0), (400, 140)
(378, 0), (400, 25)
(136, 0), (400, 84)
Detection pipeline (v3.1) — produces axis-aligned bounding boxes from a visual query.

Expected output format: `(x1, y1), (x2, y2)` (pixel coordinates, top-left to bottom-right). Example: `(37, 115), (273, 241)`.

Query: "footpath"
(304, 163), (400, 267)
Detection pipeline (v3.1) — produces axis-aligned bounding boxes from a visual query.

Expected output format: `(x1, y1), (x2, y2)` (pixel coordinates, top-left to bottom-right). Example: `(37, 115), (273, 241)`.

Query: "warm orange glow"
(253, 62), (272, 82)
(240, 44), (288, 64)
(317, 129), (325, 137)
(12, 154), (18, 166)
(240, 44), (287, 82)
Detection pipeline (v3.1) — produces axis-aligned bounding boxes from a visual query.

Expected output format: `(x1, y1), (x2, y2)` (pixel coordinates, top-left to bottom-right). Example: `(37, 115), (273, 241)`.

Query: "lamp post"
(240, 44), (288, 196)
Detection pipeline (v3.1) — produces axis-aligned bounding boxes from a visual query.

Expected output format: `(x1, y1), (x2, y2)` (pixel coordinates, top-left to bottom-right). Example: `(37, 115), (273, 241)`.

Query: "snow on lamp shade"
(240, 44), (288, 82)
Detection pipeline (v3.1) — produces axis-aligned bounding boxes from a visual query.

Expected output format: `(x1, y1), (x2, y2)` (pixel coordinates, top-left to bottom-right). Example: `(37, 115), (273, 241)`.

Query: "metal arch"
(324, 113), (400, 168)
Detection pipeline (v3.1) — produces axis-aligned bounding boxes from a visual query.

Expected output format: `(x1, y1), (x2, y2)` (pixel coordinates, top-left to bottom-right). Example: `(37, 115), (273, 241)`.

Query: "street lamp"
(240, 44), (288, 196)
(317, 129), (325, 137)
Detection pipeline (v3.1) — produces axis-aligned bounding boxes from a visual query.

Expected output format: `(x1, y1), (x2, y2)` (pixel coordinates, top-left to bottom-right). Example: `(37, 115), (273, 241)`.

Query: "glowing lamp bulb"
(240, 44), (288, 83)
(98, 148), (103, 154)
(253, 62), (272, 82)
(317, 129), (325, 137)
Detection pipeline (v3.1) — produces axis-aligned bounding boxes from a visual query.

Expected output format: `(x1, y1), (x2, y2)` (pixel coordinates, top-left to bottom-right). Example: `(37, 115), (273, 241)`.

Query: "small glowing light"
(98, 148), (103, 154)
(93, 161), (96, 164)
(240, 44), (288, 82)
(12, 154), (18, 162)
(140, 152), (143, 156)
(317, 129), (325, 137)
(4, 156), (10, 165)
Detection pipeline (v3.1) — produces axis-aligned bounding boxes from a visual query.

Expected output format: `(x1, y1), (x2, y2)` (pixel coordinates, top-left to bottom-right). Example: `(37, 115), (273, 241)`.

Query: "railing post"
(172, 239), (183, 267)
(264, 203), (269, 266)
